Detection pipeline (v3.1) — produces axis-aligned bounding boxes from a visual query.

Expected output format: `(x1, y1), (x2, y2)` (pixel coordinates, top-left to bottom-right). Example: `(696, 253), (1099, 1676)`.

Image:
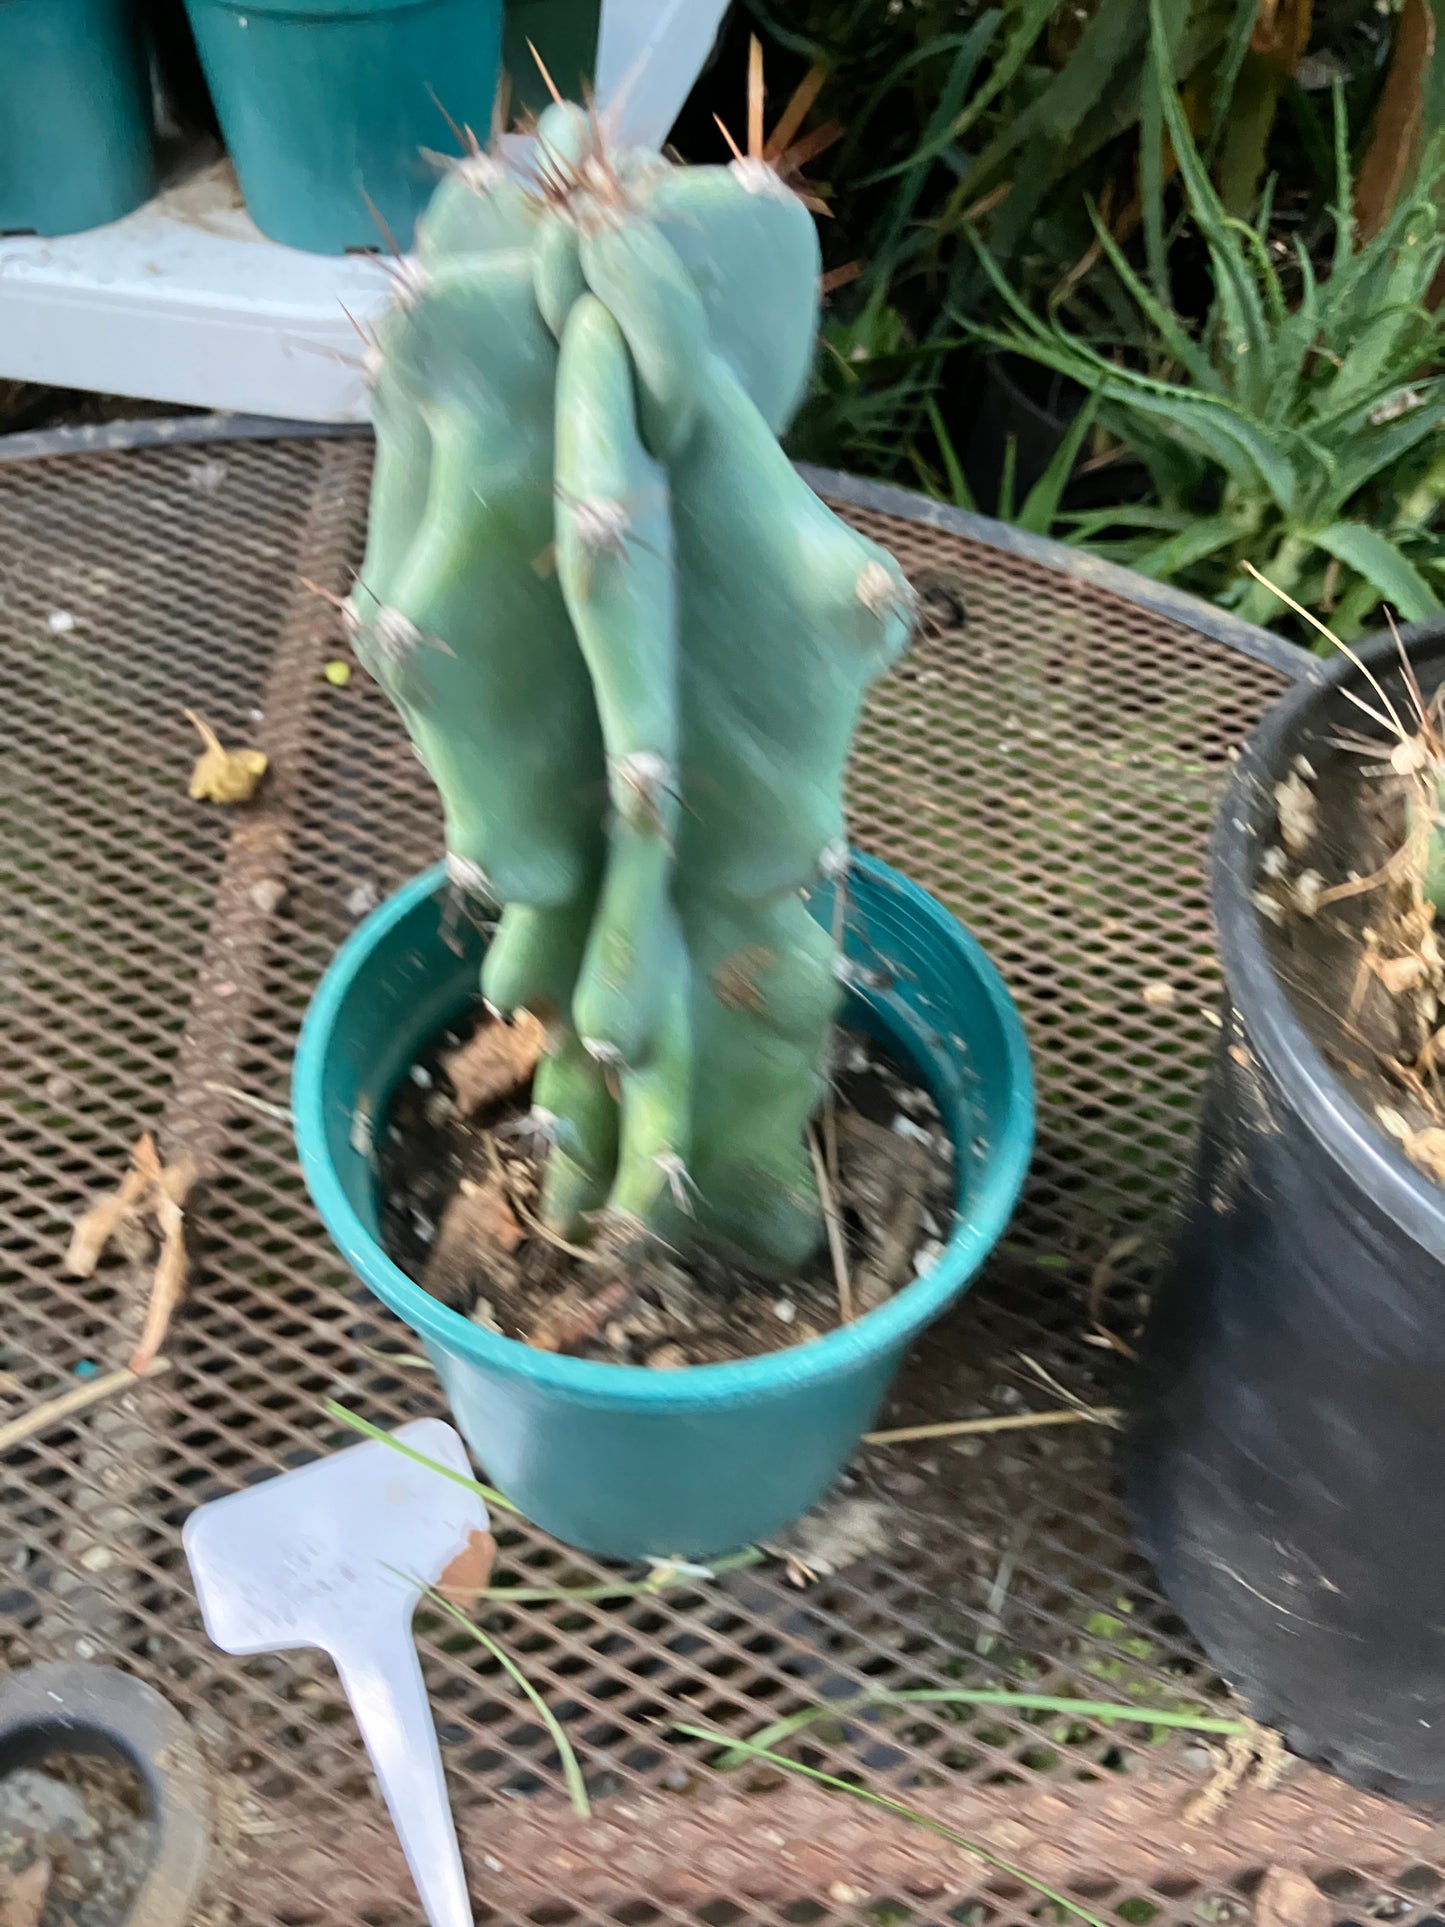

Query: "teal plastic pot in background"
(294, 855), (1033, 1557)
(0, 0), (156, 237)
(183, 0), (502, 254)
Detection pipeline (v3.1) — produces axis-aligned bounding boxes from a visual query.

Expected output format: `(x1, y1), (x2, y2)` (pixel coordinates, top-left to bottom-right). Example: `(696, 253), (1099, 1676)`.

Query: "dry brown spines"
(522, 107), (637, 236)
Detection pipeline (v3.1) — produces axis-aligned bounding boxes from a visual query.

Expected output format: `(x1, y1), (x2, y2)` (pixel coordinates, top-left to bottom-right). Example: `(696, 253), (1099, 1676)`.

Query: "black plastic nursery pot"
(0, 1663), (209, 1926)
(1130, 618), (1445, 1802)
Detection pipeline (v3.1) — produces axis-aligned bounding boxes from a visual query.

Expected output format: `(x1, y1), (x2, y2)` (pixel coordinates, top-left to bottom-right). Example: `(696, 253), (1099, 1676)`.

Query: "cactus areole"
(352, 106), (915, 1280)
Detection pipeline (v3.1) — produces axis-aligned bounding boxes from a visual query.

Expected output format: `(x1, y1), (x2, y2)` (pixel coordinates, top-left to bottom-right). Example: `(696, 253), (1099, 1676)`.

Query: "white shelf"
(0, 0), (730, 425)
(0, 160), (387, 424)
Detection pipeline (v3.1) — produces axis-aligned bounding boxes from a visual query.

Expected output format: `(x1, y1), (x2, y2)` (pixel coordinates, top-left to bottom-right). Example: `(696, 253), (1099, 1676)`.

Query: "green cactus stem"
(353, 106), (913, 1275)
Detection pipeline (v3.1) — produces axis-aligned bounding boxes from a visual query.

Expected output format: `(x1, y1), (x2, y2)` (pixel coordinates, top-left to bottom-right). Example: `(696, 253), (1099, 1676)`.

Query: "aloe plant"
(967, 0), (1445, 639)
(349, 105), (913, 1275)
(745, 0), (1398, 480)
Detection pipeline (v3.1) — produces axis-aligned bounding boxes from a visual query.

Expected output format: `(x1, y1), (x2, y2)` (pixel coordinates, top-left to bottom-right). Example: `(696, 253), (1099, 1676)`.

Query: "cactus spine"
(353, 107), (913, 1275)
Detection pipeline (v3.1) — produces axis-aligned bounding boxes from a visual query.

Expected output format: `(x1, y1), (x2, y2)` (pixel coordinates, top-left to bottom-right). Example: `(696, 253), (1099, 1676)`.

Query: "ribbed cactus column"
(351, 106), (913, 1275)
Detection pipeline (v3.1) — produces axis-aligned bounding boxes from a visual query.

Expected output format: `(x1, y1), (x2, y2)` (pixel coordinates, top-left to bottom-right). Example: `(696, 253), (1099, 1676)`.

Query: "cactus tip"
(373, 605), (424, 664)
(455, 152), (507, 197)
(818, 837), (850, 881)
(388, 261), (431, 313)
(856, 560), (902, 617)
(611, 751), (676, 832)
(570, 493), (632, 556)
(728, 156), (795, 202)
(655, 1151), (698, 1212)
(446, 852), (492, 898)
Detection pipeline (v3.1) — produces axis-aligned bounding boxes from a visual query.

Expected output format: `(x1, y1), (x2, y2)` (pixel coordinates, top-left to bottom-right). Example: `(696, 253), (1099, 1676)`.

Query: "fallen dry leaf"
(65, 1134), (198, 1367)
(1354, 0), (1434, 242)
(65, 1153), (151, 1277)
(1250, 0), (1312, 67)
(457, 1175), (525, 1254)
(528, 1278), (633, 1353)
(1254, 1866), (1328, 1927)
(187, 708), (268, 804)
(423, 1174), (526, 1312)
(436, 1527), (497, 1603)
(1, 1855), (51, 1927)
(130, 1184), (189, 1374)
(444, 1010), (546, 1116)
(1374, 952), (1427, 996)
(130, 1144), (197, 1373)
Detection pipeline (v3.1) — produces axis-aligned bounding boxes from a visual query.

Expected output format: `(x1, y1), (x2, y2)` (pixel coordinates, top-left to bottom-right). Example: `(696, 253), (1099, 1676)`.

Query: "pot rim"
(293, 852), (1034, 1410)
(1213, 616), (1445, 1261)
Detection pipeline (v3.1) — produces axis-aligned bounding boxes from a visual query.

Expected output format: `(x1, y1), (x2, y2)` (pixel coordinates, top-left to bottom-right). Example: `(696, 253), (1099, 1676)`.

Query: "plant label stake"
(184, 1418), (487, 1927)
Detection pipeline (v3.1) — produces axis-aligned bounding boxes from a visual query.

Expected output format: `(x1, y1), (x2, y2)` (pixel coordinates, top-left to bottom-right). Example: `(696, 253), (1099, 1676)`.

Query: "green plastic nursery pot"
(182, 0), (502, 254)
(0, 0), (156, 237)
(294, 855), (1033, 1558)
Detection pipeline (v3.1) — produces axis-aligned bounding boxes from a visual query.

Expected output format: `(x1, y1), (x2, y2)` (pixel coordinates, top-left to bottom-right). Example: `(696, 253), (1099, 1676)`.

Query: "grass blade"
(1132, 512), (1251, 580)
(323, 1399), (519, 1513)
(475, 1547), (765, 1606)
(1082, 202), (1219, 392)
(712, 1688), (1247, 1769)
(998, 434), (1019, 524)
(925, 397), (977, 510)
(861, 0), (1053, 189)
(422, 1584), (591, 1816)
(1313, 521), (1444, 622)
(1208, 0), (1264, 156)
(677, 1725), (1117, 1927)
(1017, 391), (1101, 536)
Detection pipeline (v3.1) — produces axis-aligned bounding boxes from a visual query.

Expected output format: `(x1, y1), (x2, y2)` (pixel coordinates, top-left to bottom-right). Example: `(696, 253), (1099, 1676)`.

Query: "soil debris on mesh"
(378, 1010), (955, 1367)
(1257, 664), (1445, 1192)
(0, 1757), (155, 1927)
(764, 1492), (893, 1586)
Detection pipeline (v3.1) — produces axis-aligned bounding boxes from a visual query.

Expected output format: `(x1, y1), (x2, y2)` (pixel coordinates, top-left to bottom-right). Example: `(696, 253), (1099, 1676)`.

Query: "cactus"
(350, 105), (913, 1276)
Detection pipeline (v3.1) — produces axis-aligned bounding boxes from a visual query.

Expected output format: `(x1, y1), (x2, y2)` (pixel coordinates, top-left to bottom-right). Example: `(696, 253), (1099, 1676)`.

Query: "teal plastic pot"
(294, 855), (1033, 1557)
(0, 0), (156, 237)
(183, 0), (502, 254)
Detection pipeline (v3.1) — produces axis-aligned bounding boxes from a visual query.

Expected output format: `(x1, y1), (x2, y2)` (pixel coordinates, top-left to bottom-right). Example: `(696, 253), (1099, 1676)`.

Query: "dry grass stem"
(865, 1406), (1121, 1445)
(0, 1359), (172, 1455)
(809, 1127), (854, 1324)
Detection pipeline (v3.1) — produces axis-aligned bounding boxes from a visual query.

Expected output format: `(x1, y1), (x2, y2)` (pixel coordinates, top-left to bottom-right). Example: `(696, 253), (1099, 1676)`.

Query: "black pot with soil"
(1130, 617), (1445, 1801)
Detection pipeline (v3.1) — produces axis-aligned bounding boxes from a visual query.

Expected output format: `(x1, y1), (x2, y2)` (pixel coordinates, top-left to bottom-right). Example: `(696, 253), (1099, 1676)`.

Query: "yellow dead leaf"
(186, 709), (267, 804)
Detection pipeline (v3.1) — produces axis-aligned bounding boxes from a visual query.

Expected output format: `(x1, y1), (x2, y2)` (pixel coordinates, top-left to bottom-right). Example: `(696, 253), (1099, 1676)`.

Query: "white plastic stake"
(184, 1418), (489, 1927)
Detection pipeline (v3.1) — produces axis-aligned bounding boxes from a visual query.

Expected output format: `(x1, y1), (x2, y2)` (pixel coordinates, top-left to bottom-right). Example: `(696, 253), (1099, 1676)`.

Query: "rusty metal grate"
(2, 433), (1441, 1927)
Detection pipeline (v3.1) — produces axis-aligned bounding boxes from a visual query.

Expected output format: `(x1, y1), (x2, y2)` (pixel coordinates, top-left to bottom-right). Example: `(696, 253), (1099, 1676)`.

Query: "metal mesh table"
(3, 429), (1439, 1927)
